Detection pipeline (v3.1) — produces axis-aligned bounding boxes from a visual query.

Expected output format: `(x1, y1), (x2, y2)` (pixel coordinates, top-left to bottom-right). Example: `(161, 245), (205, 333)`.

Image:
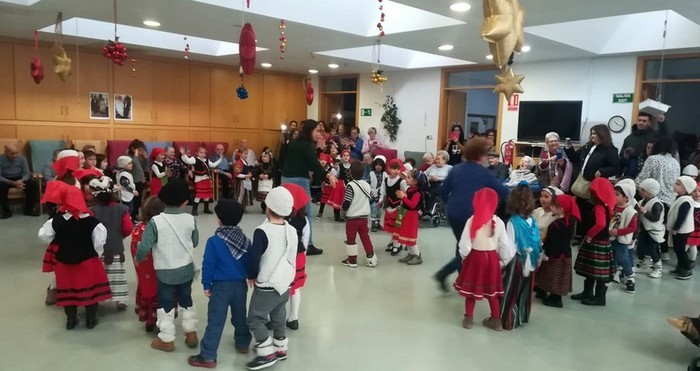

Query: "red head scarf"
(41, 181), (91, 219)
(470, 188), (499, 239)
(73, 168), (103, 182)
(281, 183), (310, 214)
(150, 147), (165, 162)
(386, 158), (405, 173)
(590, 178), (616, 216)
(340, 149), (351, 158)
(52, 150), (80, 178)
(556, 194), (580, 226)
(319, 153), (332, 164)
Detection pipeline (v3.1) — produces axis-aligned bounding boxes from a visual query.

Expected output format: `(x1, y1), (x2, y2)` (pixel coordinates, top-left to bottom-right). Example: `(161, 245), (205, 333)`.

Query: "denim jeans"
(157, 279), (193, 312)
(370, 200), (380, 221)
(200, 281), (251, 360)
(281, 177), (313, 245)
(436, 216), (468, 280)
(611, 240), (634, 277)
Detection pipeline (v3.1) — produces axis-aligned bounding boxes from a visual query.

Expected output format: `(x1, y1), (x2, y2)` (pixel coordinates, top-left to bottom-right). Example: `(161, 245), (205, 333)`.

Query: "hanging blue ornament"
(236, 85), (249, 100)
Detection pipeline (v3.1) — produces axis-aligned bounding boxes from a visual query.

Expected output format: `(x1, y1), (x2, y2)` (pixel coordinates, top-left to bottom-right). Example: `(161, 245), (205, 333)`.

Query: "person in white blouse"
(361, 127), (388, 156)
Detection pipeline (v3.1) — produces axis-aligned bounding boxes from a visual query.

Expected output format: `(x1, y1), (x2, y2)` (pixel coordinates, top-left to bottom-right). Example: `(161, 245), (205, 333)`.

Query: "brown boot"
(151, 338), (175, 352)
(185, 332), (199, 348)
(462, 316), (474, 329)
(482, 317), (503, 332)
(45, 287), (57, 305)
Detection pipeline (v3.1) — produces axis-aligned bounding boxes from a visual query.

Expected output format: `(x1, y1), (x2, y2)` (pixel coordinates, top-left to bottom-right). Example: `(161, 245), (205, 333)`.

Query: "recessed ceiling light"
(143, 20), (161, 27)
(328, 63), (339, 69)
(438, 44), (454, 51)
(449, 2), (471, 12)
(308, 69), (319, 74)
(520, 45), (531, 52)
(486, 54), (493, 60)
(261, 62), (272, 68)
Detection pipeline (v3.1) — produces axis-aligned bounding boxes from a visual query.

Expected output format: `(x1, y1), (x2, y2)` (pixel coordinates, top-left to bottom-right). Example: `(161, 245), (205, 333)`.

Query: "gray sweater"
(0, 155), (31, 184)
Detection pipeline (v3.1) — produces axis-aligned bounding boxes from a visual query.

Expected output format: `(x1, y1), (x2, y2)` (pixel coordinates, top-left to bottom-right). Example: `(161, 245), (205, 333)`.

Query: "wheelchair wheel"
(431, 215), (441, 227)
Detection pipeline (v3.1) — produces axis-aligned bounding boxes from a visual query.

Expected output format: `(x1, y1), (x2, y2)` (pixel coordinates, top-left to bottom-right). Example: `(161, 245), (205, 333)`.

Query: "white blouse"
(38, 214), (108, 257)
(458, 216), (515, 268)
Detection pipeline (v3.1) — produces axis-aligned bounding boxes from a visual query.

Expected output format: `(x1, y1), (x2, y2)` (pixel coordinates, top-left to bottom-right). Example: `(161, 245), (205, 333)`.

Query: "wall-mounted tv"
(517, 101), (583, 142)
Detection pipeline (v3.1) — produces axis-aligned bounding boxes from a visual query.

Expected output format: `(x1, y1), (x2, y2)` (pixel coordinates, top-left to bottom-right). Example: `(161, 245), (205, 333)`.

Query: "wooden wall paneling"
(0, 124), (17, 138)
(16, 124), (70, 141)
(14, 45), (69, 121)
(114, 127), (156, 141)
(262, 74), (289, 130)
(286, 75), (307, 122)
(260, 129), (282, 154)
(151, 61), (189, 126)
(210, 129), (260, 155)
(209, 68), (236, 128)
(65, 52), (112, 123)
(113, 59), (154, 124)
(189, 130), (210, 142)
(189, 65), (210, 127)
(231, 73), (262, 129)
(0, 43), (16, 120)
(62, 125), (110, 140)
(154, 128), (190, 141)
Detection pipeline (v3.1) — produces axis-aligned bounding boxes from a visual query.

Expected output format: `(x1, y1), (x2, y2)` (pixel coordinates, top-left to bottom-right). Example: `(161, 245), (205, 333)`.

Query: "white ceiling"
(1, 0), (700, 75)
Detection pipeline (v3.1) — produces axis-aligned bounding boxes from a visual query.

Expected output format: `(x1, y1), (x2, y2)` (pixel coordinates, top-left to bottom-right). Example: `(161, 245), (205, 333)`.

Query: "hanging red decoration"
(130, 58), (136, 78)
(279, 19), (287, 60)
(377, 0), (385, 37)
(184, 37), (190, 59)
(102, 0), (127, 66)
(30, 30), (44, 84)
(239, 23), (256, 75)
(246, 0), (250, 8)
(305, 78), (314, 106)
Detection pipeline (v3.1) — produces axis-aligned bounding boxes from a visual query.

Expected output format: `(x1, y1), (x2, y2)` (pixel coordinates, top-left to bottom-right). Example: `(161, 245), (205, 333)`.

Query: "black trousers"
(0, 176), (37, 213)
(219, 172), (232, 199)
(673, 233), (692, 270)
(132, 182), (145, 219)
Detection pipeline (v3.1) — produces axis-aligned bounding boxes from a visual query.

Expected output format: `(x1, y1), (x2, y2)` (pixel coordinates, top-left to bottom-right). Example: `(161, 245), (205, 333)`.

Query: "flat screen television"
(517, 101), (583, 142)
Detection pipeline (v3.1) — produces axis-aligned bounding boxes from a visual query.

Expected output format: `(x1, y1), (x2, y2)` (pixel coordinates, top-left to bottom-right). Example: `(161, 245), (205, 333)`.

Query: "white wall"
(499, 56), (638, 149)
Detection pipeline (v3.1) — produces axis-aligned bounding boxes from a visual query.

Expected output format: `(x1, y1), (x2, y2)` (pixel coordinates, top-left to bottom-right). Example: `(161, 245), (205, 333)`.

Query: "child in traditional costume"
(316, 153), (335, 219)
(380, 159), (408, 256)
(368, 155), (386, 232)
(340, 162), (377, 268)
(328, 149), (352, 222)
(255, 150), (278, 213)
(150, 147), (167, 197)
(182, 146), (221, 215)
(281, 183), (311, 330)
(396, 169), (423, 265)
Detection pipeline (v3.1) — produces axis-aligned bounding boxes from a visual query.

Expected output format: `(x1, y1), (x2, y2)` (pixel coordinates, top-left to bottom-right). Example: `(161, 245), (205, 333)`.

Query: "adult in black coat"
(620, 112), (668, 162)
(565, 124), (620, 237)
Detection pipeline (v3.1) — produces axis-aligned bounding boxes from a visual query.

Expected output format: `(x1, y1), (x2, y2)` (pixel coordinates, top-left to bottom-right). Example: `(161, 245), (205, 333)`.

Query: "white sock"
(49, 276), (56, 289)
(288, 290), (301, 321)
(409, 246), (420, 255)
(392, 240), (400, 248)
(688, 245), (698, 261)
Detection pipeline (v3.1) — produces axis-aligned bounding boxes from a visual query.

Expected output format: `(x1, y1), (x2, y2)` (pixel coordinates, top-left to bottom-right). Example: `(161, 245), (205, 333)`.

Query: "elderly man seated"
(0, 144), (39, 219)
(210, 143), (233, 198)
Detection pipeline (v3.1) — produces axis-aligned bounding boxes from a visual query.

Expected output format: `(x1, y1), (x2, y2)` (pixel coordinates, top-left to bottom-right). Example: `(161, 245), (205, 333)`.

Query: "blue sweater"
(440, 161), (508, 223)
(201, 235), (249, 290)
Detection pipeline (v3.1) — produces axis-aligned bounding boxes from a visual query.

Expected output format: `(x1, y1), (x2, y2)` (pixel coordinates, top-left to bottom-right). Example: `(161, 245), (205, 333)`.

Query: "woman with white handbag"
(564, 125), (620, 239)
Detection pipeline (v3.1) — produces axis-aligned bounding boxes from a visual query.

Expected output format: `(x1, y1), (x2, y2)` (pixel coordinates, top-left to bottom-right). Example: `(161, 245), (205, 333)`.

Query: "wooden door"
(189, 65), (210, 127)
(445, 90), (467, 145)
(209, 67), (236, 128)
(151, 61), (189, 126)
(65, 52), (111, 123)
(0, 42), (16, 120)
(14, 45), (67, 121)
(113, 58), (153, 124)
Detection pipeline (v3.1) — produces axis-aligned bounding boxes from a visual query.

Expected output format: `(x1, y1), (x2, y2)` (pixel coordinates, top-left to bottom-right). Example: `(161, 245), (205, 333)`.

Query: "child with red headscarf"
(327, 149), (352, 222)
(38, 180), (112, 330)
(150, 147), (167, 197)
(453, 188), (515, 332)
(573, 177), (616, 306)
(536, 194), (580, 308)
(380, 159), (408, 255)
(280, 183), (311, 331)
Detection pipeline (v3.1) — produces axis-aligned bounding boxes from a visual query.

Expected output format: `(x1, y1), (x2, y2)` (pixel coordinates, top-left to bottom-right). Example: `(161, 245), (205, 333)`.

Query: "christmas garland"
(380, 95), (401, 143)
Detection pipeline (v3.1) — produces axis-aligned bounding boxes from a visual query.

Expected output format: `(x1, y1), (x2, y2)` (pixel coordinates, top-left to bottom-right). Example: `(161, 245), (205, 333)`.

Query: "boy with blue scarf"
(188, 199), (252, 368)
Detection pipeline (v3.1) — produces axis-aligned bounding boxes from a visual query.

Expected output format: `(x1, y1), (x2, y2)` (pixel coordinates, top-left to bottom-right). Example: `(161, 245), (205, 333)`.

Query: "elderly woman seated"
(506, 156), (539, 187)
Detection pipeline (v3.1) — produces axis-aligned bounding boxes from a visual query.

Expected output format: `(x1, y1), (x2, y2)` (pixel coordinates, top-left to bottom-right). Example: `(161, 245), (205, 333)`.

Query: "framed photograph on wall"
(114, 94), (133, 121)
(89, 92), (110, 119)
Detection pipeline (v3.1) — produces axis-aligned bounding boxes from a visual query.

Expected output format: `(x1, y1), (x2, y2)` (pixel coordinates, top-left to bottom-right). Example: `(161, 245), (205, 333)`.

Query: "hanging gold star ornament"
(494, 66), (524, 100)
(481, 0), (525, 68)
(52, 12), (71, 81)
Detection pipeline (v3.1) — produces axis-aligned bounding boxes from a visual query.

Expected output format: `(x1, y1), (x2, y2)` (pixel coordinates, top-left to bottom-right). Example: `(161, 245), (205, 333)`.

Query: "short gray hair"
(422, 152), (435, 161)
(545, 132), (560, 142)
(436, 150), (449, 161)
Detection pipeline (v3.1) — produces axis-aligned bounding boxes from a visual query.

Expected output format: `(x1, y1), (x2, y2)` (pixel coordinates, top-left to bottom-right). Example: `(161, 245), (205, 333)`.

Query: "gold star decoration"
(53, 46), (72, 81)
(494, 66), (524, 100)
(481, 0), (526, 68)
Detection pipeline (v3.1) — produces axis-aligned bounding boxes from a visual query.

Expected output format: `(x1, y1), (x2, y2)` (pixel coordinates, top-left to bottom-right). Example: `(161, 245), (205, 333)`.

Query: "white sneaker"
(366, 254), (378, 268)
(649, 269), (662, 279)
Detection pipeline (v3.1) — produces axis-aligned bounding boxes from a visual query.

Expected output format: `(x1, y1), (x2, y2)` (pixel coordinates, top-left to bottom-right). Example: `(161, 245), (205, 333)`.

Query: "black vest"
(52, 215), (101, 264)
(385, 178), (403, 208)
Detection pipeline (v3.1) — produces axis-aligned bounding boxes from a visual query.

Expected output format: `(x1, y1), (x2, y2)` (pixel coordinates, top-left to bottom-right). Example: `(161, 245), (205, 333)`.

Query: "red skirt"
(688, 231), (700, 246)
(453, 250), (504, 300)
(320, 185), (334, 204)
(291, 252), (307, 295)
(396, 210), (419, 247)
(535, 257), (572, 296)
(384, 208), (398, 235)
(195, 178), (214, 200)
(327, 180), (346, 210)
(150, 177), (164, 197)
(55, 257), (112, 307)
(42, 243), (58, 273)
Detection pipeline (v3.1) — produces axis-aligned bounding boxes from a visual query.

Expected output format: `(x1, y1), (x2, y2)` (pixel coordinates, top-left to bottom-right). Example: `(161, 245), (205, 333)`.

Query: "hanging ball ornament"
(236, 85), (249, 100)
(130, 58), (136, 78)
(102, 38), (128, 66)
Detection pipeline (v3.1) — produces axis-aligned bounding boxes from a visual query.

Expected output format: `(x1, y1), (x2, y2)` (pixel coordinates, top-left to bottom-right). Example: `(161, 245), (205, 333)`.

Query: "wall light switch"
(426, 135), (433, 140)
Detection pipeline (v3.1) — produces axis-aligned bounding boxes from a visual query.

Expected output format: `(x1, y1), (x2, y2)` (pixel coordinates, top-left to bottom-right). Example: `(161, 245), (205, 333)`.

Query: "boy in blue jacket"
(188, 199), (252, 368)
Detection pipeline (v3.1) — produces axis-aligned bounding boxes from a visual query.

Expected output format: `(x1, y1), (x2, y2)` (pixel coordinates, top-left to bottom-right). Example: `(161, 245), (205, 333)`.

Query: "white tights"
(49, 276), (56, 289)
(409, 245), (420, 256)
(288, 290), (301, 321)
(687, 245), (698, 261)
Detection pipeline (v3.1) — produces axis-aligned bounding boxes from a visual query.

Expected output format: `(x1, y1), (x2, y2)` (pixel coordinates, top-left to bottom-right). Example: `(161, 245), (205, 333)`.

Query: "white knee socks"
(409, 246), (420, 256)
(288, 290), (301, 321)
(687, 245), (698, 261)
(49, 276), (56, 289)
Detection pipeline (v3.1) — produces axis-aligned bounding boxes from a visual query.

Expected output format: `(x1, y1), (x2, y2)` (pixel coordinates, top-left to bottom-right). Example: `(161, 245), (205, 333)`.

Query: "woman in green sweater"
(282, 120), (337, 255)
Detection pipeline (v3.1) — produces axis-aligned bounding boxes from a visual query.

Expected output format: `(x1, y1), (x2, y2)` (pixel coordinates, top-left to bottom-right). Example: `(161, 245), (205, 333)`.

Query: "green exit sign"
(613, 93), (633, 103)
(361, 108), (372, 116)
